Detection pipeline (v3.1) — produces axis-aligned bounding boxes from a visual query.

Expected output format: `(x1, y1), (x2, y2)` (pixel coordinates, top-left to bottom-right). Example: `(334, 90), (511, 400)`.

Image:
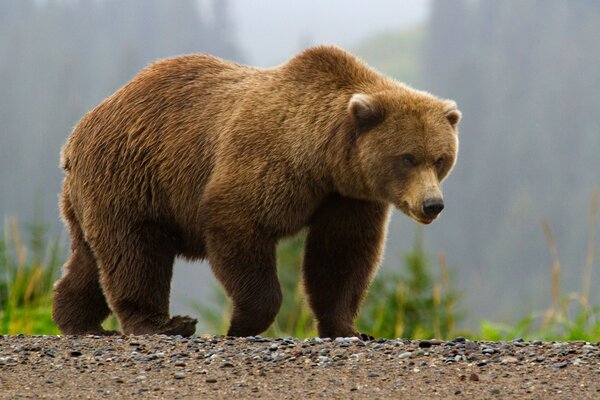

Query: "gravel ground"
(1, 334), (599, 399)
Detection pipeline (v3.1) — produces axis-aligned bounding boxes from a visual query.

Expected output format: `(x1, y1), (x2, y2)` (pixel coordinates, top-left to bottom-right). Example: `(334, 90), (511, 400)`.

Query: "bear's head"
(343, 88), (460, 224)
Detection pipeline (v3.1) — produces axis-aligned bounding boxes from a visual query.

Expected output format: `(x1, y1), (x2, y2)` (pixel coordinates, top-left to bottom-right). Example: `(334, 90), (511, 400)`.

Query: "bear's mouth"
(417, 216), (435, 225)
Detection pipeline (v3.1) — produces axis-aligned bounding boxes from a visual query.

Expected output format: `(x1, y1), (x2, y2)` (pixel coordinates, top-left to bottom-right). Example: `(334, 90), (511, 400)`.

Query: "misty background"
(1, 0), (599, 330)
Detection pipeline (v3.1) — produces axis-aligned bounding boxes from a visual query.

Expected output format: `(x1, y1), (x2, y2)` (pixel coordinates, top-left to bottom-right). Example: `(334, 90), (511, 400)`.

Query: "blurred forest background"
(1, 0), (599, 334)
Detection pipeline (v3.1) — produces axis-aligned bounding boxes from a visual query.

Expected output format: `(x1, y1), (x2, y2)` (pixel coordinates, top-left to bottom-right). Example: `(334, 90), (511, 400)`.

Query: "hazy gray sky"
(223, 0), (430, 66)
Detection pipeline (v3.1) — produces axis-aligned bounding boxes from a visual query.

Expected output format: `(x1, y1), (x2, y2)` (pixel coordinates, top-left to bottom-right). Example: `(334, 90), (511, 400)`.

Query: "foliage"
(195, 231), (462, 339)
(357, 232), (462, 339)
(0, 217), (64, 334)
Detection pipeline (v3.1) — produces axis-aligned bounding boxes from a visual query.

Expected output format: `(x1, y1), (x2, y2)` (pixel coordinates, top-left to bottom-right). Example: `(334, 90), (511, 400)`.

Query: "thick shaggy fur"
(53, 45), (461, 338)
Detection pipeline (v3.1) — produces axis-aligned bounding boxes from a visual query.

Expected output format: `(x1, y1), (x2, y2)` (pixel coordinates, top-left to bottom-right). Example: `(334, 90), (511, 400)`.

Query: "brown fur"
(52, 45), (460, 338)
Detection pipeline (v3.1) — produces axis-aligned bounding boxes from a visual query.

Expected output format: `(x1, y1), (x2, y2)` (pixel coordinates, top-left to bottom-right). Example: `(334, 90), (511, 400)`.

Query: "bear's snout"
(422, 197), (444, 219)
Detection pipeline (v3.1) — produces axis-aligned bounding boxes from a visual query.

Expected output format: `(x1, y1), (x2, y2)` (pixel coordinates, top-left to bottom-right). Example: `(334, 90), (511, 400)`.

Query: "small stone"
(205, 377), (217, 383)
(490, 388), (501, 395)
(419, 340), (443, 348)
(269, 344), (278, 351)
(174, 372), (186, 379)
(311, 338), (324, 345)
(482, 348), (496, 355)
(399, 352), (412, 359)
(500, 356), (519, 364)
(477, 360), (488, 367)
(69, 350), (81, 357)
(220, 362), (235, 368)
(111, 376), (124, 383)
(554, 361), (568, 369)
(469, 372), (479, 382)
(262, 354), (273, 362)
(368, 371), (379, 378)
(452, 337), (466, 343)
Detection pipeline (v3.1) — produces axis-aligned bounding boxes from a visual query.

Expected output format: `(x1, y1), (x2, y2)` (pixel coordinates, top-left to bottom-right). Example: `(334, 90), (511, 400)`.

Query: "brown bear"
(52, 45), (460, 338)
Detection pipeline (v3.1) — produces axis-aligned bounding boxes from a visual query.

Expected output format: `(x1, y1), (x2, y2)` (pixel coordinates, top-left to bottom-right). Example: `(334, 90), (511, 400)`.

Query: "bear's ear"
(444, 101), (462, 128)
(348, 93), (384, 129)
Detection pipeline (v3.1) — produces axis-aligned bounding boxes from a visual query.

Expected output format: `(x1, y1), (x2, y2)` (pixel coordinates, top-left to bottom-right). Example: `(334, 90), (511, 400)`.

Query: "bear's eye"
(435, 157), (445, 170)
(401, 154), (416, 167)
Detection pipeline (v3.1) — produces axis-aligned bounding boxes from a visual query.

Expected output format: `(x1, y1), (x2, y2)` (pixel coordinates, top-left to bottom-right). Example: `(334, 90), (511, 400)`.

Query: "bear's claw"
(360, 333), (375, 341)
(157, 315), (198, 337)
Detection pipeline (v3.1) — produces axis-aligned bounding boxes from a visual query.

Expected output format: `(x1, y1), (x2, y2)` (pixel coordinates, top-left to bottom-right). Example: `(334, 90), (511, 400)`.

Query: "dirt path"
(0, 334), (598, 399)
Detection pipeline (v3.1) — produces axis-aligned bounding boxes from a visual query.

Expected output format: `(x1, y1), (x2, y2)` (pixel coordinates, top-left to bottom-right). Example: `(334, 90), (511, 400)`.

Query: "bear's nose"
(422, 198), (444, 218)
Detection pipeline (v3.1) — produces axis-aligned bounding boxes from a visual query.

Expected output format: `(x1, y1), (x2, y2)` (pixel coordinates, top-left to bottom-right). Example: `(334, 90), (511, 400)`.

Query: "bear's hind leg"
(303, 195), (390, 339)
(93, 222), (197, 336)
(53, 197), (114, 335)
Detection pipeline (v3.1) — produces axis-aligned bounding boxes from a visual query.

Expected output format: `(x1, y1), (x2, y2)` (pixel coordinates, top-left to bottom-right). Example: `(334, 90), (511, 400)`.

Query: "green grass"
(0, 217), (63, 334)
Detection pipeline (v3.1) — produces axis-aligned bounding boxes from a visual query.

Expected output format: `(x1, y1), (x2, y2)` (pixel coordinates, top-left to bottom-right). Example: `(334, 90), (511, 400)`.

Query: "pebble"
(419, 339), (443, 348)
(174, 372), (186, 379)
(399, 352), (412, 359)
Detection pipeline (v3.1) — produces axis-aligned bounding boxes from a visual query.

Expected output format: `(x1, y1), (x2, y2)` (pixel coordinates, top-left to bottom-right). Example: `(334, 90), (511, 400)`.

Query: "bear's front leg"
(303, 195), (390, 339)
(206, 229), (282, 337)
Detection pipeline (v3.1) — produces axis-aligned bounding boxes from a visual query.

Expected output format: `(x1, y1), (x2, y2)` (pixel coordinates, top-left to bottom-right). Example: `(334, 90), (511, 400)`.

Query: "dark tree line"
(0, 0), (242, 226)
(422, 0), (600, 321)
